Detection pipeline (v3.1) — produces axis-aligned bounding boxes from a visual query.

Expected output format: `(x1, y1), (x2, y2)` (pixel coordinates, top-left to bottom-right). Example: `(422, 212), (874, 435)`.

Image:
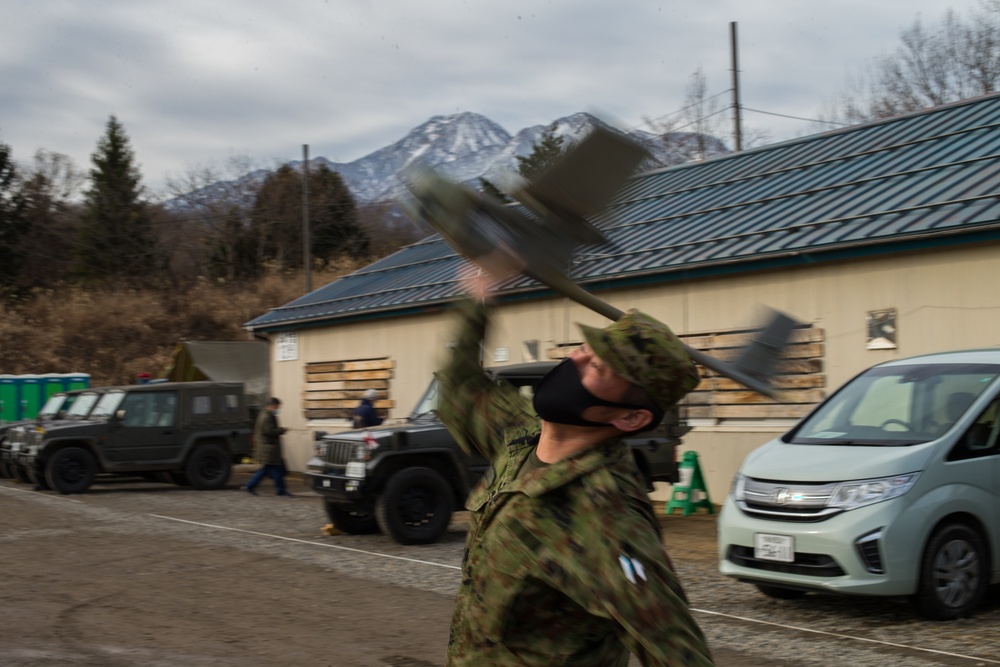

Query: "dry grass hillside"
(0, 264), (363, 386)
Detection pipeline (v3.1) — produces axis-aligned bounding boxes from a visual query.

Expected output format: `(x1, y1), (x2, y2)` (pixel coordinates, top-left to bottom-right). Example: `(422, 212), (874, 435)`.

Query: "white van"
(718, 349), (1000, 619)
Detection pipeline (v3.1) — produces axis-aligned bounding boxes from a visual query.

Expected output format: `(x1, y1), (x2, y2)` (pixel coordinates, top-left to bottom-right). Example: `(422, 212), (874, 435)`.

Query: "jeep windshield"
(65, 392), (102, 419)
(410, 371), (541, 423)
(90, 390), (126, 420)
(789, 363), (1000, 446)
(410, 378), (442, 422)
(38, 394), (69, 419)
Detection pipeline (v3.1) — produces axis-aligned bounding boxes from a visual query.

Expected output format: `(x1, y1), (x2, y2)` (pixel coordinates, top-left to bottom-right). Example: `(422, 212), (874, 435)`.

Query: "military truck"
(0, 388), (98, 480)
(8, 381), (253, 494)
(306, 361), (689, 545)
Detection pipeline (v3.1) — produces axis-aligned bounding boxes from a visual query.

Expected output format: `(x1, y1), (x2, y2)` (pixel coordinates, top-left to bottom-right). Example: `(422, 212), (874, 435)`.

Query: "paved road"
(1, 473), (998, 666)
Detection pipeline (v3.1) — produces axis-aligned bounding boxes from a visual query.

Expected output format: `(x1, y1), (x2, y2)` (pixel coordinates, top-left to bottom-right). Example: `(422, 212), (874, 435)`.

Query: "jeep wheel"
(44, 447), (97, 494)
(375, 467), (453, 545)
(14, 463), (33, 484)
(325, 500), (379, 535)
(184, 444), (232, 490)
(917, 523), (987, 619)
(29, 463), (51, 490)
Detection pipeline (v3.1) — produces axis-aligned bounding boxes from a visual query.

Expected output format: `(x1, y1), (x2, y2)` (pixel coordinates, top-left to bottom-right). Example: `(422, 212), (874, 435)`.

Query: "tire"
(325, 500), (379, 535)
(15, 463), (33, 484)
(44, 447), (97, 495)
(916, 523), (987, 620)
(375, 467), (454, 545)
(755, 584), (807, 600)
(184, 444), (232, 490)
(29, 463), (50, 490)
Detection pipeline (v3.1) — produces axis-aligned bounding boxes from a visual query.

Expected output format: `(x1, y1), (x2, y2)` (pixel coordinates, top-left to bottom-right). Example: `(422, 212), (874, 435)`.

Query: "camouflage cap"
(578, 310), (700, 410)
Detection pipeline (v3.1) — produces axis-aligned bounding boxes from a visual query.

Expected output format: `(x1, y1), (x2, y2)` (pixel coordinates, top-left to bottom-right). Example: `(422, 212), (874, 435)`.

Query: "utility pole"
(730, 21), (743, 152)
(302, 144), (311, 293)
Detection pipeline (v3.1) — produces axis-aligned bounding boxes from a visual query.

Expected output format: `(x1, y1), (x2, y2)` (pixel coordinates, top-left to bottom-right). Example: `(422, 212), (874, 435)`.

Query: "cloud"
(0, 0), (982, 194)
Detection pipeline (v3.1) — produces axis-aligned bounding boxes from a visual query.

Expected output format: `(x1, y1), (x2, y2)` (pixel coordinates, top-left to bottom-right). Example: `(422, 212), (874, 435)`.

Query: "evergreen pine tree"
(76, 116), (160, 284)
(515, 124), (565, 180)
(250, 163), (366, 271)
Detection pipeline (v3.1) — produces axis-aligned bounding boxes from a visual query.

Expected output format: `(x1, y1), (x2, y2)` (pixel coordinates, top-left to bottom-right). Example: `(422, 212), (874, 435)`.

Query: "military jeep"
(306, 361), (689, 545)
(9, 381), (253, 494)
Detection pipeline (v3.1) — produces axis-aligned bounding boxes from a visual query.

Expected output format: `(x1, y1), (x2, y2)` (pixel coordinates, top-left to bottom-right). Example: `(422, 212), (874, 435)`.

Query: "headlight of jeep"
(829, 473), (919, 511)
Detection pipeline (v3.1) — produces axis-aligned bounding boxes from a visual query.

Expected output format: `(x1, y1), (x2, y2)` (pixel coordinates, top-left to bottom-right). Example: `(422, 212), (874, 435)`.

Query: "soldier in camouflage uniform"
(437, 297), (714, 667)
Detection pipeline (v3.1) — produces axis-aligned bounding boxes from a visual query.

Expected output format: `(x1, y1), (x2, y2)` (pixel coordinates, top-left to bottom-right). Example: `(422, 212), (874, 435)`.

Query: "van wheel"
(755, 584), (806, 600)
(185, 444), (232, 490)
(375, 467), (453, 545)
(917, 523), (987, 619)
(325, 500), (379, 534)
(44, 447), (97, 494)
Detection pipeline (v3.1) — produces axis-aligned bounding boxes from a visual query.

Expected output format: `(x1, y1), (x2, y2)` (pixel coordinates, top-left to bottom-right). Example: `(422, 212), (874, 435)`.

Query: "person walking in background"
(243, 397), (293, 497)
(352, 388), (384, 428)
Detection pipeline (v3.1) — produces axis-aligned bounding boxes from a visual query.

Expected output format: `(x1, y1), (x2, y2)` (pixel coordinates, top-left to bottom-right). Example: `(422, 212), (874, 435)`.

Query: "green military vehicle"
(306, 361), (689, 545)
(8, 381), (253, 494)
(0, 388), (98, 480)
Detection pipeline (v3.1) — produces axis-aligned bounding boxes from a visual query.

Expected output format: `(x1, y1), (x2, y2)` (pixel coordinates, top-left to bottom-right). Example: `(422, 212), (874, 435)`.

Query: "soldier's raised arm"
(435, 298), (536, 462)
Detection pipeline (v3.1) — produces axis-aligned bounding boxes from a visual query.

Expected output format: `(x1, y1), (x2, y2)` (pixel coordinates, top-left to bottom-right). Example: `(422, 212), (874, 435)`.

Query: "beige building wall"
(266, 241), (1000, 496)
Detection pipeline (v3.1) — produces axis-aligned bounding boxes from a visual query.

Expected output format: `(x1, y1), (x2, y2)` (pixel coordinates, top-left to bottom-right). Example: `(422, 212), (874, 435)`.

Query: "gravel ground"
(2, 471), (999, 666)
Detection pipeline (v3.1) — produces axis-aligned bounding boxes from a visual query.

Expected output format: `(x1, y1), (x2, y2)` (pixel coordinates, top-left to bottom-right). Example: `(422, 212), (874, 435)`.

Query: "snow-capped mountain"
(171, 111), (728, 208)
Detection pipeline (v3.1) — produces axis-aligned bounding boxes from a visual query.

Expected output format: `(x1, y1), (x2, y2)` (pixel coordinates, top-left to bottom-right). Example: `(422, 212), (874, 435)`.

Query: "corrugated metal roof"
(247, 93), (1000, 331)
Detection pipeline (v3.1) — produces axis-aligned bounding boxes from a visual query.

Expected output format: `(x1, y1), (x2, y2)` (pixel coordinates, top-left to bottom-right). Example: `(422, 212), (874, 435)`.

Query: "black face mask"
(533, 357), (651, 428)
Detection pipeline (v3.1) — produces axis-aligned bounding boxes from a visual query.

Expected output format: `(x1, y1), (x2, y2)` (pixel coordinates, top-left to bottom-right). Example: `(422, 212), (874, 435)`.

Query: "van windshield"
(790, 363), (1000, 446)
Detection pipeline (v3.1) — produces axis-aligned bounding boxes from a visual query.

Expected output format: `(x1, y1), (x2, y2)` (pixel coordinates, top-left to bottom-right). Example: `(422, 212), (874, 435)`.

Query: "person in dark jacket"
(352, 389), (384, 428)
(243, 397), (293, 497)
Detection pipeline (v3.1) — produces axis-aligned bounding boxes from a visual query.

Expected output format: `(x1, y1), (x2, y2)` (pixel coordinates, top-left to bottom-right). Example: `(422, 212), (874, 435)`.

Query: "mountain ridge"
(173, 111), (729, 208)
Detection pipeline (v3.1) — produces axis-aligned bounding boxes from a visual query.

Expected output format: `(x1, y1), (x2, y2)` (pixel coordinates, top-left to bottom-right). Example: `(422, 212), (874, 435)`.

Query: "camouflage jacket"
(437, 300), (714, 667)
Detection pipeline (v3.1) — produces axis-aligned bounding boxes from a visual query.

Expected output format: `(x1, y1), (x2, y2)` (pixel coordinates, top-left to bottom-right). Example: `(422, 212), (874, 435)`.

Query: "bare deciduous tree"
(826, 3), (1000, 125)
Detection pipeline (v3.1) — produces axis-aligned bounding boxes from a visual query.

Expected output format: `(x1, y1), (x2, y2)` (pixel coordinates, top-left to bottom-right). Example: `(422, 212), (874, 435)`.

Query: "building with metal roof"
(247, 92), (1000, 332)
(247, 92), (1000, 495)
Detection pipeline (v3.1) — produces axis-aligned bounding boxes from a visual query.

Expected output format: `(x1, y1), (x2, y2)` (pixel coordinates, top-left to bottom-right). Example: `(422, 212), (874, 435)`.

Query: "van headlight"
(731, 472), (747, 501)
(829, 473), (919, 510)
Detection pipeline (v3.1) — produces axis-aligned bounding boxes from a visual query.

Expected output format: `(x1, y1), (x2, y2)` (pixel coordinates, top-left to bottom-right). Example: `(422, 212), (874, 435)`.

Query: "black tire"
(916, 523), (987, 620)
(325, 500), (379, 535)
(44, 447), (97, 495)
(375, 467), (454, 545)
(14, 463), (33, 484)
(184, 444), (232, 490)
(29, 463), (50, 490)
(0, 438), (9, 478)
(755, 584), (807, 600)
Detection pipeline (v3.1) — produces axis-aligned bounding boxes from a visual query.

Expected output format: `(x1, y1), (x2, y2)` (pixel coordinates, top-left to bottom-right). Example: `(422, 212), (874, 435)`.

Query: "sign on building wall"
(276, 332), (299, 361)
(866, 309), (898, 350)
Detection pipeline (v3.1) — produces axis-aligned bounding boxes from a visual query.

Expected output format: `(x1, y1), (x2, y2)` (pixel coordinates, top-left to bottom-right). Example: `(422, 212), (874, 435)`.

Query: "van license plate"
(754, 533), (794, 562)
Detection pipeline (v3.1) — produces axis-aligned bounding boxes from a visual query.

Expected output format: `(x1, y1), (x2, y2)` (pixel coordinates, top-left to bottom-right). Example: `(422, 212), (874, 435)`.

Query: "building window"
(303, 356), (394, 420)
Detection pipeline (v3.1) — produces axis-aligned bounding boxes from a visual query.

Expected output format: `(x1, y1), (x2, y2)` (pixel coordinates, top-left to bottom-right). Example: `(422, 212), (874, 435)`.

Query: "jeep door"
(106, 391), (182, 464)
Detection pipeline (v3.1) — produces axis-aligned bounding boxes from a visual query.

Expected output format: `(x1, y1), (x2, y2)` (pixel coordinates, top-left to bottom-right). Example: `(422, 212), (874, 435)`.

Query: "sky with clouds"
(0, 0), (985, 196)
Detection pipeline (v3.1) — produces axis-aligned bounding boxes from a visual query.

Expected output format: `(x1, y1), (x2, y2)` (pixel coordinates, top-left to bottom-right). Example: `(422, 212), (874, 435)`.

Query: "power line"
(741, 106), (849, 127)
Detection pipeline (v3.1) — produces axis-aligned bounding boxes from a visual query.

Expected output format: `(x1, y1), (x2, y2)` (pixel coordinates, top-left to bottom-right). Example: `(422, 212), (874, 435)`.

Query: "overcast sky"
(0, 0), (984, 196)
